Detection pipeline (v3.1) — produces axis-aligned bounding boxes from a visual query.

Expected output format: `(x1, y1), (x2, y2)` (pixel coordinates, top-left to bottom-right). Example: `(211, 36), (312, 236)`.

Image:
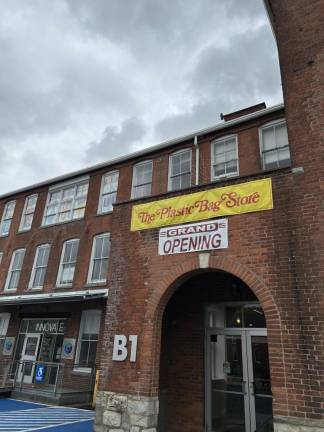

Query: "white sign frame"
(158, 219), (228, 256)
(3, 337), (15, 356)
(61, 338), (76, 360)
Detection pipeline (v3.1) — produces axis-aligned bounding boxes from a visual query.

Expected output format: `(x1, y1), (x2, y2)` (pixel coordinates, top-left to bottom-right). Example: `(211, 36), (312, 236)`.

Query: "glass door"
(206, 329), (273, 432)
(207, 330), (250, 432)
(17, 333), (41, 383)
(246, 332), (273, 432)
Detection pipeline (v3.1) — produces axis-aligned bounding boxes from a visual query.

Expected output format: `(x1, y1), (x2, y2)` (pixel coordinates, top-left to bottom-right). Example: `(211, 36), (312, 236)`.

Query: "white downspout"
(194, 135), (199, 185)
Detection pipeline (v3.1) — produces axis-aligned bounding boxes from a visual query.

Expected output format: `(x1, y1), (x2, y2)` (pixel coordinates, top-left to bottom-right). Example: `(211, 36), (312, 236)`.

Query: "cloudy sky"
(0, 0), (282, 195)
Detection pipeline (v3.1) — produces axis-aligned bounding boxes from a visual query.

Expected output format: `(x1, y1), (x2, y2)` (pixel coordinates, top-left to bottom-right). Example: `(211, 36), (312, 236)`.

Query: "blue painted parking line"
(0, 400), (94, 432)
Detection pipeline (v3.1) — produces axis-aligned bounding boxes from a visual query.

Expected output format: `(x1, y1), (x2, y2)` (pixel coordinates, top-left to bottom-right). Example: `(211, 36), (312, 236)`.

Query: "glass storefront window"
(243, 306), (266, 328)
(226, 307), (243, 328)
(208, 304), (266, 329)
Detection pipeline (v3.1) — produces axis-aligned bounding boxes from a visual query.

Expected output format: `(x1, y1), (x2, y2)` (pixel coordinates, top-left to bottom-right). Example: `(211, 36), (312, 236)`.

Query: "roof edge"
(0, 103), (284, 200)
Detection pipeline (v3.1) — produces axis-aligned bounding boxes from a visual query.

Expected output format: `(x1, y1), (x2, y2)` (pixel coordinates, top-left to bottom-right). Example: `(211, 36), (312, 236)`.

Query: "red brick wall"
(0, 109), (284, 297)
(269, 0), (324, 421)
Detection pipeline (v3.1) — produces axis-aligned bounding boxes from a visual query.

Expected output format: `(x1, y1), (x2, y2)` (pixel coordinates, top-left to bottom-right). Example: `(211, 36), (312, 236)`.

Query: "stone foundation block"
(96, 391), (159, 431)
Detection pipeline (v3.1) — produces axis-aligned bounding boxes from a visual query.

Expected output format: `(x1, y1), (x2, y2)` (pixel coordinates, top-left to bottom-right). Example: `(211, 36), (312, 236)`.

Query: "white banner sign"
(158, 219), (228, 255)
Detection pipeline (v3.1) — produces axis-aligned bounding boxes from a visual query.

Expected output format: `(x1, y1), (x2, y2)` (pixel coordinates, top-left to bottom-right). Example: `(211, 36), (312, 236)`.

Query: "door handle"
(242, 380), (247, 395)
(249, 381), (255, 396)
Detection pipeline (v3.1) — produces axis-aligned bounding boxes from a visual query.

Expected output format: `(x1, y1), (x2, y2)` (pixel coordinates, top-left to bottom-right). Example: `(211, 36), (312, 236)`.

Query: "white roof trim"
(0, 289), (108, 305)
(0, 103), (284, 200)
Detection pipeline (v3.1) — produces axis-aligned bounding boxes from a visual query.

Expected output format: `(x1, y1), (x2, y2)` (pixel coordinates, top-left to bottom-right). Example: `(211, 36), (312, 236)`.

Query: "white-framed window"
(29, 244), (51, 290)
(0, 201), (16, 237)
(0, 252), (3, 265)
(4, 249), (26, 291)
(131, 160), (153, 199)
(211, 135), (239, 180)
(87, 233), (110, 284)
(0, 313), (10, 342)
(168, 149), (192, 191)
(56, 239), (79, 287)
(75, 309), (101, 370)
(19, 194), (38, 232)
(98, 171), (119, 214)
(259, 120), (291, 170)
(43, 177), (89, 226)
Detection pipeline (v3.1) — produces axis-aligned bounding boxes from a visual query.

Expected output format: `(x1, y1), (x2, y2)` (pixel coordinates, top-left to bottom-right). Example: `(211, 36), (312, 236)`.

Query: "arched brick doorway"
(144, 258), (287, 432)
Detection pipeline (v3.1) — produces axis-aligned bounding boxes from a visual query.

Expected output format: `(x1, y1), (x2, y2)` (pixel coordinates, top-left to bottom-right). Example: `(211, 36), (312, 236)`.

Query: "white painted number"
(112, 335), (138, 362)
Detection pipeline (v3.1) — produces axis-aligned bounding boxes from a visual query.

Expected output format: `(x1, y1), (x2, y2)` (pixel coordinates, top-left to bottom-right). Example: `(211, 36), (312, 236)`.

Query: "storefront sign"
(131, 178), (273, 231)
(61, 338), (76, 360)
(3, 337), (15, 356)
(112, 335), (138, 362)
(35, 364), (46, 383)
(34, 320), (65, 334)
(159, 219), (228, 255)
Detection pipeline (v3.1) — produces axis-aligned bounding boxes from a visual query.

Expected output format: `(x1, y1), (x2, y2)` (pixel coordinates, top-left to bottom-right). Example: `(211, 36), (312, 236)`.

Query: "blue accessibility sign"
(35, 364), (45, 383)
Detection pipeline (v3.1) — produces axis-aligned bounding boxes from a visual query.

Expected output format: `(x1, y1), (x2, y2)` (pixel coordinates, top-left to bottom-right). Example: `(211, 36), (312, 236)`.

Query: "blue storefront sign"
(35, 364), (45, 383)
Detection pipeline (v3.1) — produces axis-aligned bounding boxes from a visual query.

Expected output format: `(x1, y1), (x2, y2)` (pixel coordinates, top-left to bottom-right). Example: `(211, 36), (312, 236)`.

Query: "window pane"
(171, 154), (181, 176)
(226, 151), (237, 162)
(264, 151), (278, 170)
(0, 220), (10, 236)
(170, 176), (181, 191)
(88, 341), (97, 364)
(33, 268), (45, 287)
(5, 202), (15, 218)
(102, 236), (110, 257)
(44, 181), (88, 225)
(63, 243), (72, 263)
(26, 196), (37, 211)
(226, 160), (238, 173)
(278, 147), (291, 167)
(226, 139), (237, 152)
(99, 258), (109, 280)
(79, 340), (90, 365)
(214, 163), (226, 177)
(180, 173), (191, 189)
(262, 127), (276, 151)
(83, 312), (101, 334)
(95, 237), (104, 258)
(76, 183), (88, 197)
(102, 192), (116, 212)
(70, 240), (79, 261)
(73, 208), (85, 219)
(49, 191), (61, 202)
(214, 142), (225, 155)
(61, 263), (75, 284)
(275, 123), (288, 147)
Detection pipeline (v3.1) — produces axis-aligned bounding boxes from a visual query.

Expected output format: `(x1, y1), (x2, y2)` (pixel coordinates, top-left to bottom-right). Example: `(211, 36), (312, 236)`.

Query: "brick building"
(0, 0), (323, 431)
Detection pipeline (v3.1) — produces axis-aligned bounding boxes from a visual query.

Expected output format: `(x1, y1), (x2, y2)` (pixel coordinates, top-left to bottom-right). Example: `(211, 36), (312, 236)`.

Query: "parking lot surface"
(0, 398), (94, 432)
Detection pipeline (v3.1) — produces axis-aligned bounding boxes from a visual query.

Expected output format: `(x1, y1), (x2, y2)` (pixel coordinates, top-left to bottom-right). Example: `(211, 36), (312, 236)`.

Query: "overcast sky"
(0, 0), (282, 195)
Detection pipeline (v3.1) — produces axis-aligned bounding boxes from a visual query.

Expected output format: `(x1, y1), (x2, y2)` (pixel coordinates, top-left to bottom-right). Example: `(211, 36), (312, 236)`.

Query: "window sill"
(84, 281), (107, 288)
(55, 285), (73, 289)
(17, 228), (32, 234)
(96, 210), (113, 216)
(211, 173), (239, 182)
(72, 368), (92, 375)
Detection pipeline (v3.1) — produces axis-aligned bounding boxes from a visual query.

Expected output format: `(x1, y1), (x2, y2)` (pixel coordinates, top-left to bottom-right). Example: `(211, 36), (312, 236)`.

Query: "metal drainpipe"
(194, 135), (199, 185)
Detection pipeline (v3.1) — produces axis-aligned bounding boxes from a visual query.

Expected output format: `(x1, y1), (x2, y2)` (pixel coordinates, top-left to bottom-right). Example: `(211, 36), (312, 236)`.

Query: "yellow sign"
(131, 178), (273, 231)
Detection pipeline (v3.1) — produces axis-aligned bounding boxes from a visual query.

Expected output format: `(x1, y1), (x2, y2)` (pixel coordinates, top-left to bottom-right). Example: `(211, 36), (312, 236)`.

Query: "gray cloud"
(154, 23), (282, 140)
(0, 0), (281, 195)
(85, 117), (146, 163)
